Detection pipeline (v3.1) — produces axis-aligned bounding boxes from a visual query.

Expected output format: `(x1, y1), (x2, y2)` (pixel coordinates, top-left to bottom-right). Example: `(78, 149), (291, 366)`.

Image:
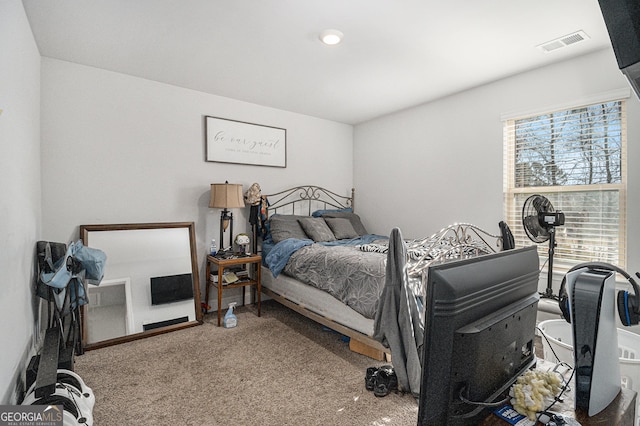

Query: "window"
(503, 98), (627, 269)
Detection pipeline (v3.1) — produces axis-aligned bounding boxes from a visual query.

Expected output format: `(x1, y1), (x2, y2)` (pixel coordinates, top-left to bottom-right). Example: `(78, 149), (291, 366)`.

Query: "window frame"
(503, 96), (628, 271)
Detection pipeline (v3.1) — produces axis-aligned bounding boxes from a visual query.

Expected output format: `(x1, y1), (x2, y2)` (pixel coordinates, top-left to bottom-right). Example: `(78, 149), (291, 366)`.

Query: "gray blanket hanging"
(373, 227), (424, 396)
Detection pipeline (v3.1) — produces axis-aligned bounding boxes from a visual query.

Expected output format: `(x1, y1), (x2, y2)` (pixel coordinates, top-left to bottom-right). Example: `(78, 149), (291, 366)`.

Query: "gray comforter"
(270, 224), (498, 396)
(282, 244), (386, 319)
(271, 226), (494, 321)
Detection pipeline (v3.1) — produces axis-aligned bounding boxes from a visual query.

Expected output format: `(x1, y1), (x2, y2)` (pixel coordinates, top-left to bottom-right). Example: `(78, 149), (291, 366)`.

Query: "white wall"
(10, 14), (639, 402)
(0, 2), (42, 404)
(40, 58), (353, 308)
(354, 48), (640, 283)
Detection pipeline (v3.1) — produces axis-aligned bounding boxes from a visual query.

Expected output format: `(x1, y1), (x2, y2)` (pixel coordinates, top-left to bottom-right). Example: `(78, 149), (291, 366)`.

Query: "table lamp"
(209, 182), (245, 251)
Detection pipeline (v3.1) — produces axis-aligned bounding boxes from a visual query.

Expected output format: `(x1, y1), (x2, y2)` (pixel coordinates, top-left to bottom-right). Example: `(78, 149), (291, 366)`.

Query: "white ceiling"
(22, 0), (613, 124)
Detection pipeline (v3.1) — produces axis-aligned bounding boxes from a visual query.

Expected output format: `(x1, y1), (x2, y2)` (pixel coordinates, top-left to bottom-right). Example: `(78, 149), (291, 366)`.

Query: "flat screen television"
(150, 273), (194, 305)
(417, 246), (540, 425)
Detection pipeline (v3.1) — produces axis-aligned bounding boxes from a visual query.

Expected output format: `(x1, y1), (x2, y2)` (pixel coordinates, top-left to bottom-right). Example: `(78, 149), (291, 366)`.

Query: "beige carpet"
(74, 301), (419, 425)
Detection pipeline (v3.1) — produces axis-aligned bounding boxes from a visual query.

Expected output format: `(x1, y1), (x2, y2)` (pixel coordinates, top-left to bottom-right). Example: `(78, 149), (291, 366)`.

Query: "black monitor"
(417, 246), (540, 425)
(150, 273), (194, 305)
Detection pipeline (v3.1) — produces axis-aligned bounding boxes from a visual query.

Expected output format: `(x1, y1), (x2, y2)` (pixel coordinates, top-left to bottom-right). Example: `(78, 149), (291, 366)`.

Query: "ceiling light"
(319, 29), (343, 45)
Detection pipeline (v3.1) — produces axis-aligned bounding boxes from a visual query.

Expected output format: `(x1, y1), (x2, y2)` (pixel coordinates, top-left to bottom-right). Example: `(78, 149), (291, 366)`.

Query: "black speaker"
(598, 0), (640, 97)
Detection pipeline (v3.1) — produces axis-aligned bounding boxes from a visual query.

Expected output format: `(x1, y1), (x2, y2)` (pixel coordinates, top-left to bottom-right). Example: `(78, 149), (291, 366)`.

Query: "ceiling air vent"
(537, 30), (590, 53)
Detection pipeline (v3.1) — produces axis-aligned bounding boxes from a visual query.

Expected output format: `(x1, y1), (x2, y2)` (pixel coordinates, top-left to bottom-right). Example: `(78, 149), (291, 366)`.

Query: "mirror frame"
(80, 222), (203, 351)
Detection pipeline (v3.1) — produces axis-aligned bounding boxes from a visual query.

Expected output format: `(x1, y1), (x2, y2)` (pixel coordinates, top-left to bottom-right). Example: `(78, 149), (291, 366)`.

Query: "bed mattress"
(261, 265), (374, 336)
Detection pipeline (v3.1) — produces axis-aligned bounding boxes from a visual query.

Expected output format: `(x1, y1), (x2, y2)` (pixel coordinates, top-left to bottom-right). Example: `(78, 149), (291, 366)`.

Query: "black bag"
(36, 241), (68, 300)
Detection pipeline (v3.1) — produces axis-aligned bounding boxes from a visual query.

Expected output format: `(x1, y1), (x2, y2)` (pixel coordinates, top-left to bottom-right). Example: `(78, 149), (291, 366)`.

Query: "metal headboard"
(251, 185), (354, 253)
(264, 185), (354, 216)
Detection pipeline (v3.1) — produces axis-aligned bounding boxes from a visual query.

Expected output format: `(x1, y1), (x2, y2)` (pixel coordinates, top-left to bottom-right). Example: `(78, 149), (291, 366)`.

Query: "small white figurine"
(235, 233), (251, 254)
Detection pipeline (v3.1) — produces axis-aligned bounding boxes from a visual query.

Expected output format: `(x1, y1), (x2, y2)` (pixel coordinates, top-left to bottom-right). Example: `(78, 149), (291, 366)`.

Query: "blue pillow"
(311, 207), (353, 218)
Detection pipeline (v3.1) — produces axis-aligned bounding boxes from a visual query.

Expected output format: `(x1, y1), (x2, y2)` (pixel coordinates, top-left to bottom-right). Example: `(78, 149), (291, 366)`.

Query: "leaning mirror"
(80, 222), (203, 350)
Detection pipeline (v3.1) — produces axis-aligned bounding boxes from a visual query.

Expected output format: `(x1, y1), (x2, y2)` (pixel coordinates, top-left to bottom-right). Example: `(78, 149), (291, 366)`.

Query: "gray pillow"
(324, 217), (359, 240)
(321, 212), (368, 236)
(269, 215), (310, 243)
(298, 217), (336, 242)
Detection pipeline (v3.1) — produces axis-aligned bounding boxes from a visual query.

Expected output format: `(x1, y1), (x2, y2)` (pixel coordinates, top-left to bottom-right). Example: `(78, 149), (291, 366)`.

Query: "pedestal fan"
(521, 194), (565, 299)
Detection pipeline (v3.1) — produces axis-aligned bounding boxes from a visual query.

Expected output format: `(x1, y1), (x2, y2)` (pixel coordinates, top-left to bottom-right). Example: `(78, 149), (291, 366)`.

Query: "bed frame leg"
(349, 338), (387, 361)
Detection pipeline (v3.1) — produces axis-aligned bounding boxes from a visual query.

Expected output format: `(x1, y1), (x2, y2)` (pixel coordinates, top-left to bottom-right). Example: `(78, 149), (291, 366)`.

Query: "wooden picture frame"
(205, 115), (287, 167)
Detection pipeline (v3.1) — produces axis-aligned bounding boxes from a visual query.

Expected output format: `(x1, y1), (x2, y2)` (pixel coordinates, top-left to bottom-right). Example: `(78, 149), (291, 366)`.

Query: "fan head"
(522, 195), (556, 243)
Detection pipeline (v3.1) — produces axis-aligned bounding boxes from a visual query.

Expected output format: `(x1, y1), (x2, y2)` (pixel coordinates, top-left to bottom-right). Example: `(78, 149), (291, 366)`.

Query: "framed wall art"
(205, 116), (287, 168)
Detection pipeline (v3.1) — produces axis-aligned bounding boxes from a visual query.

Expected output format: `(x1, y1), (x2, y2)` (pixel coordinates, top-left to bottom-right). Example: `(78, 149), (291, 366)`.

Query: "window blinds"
(503, 100), (627, 269)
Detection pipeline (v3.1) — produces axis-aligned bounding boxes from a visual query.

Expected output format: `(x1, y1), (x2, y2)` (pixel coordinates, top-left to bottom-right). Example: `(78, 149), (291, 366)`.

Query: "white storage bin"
(538, 319), (640, 424)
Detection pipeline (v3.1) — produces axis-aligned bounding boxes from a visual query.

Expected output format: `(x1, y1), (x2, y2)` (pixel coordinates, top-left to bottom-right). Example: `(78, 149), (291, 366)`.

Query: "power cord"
(535, 366), (574, 421)
(531, 329), (576, 424)
(536, 325), (568, 365)
(457, 386), (511, 407)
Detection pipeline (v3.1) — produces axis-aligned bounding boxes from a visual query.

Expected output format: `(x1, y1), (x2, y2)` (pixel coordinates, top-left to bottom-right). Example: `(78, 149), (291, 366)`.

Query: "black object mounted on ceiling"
(598, 0), (640, 99)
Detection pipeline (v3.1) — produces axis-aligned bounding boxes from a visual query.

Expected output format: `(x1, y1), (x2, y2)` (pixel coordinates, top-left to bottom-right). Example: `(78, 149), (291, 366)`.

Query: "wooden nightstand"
(205, 253), (261, 326)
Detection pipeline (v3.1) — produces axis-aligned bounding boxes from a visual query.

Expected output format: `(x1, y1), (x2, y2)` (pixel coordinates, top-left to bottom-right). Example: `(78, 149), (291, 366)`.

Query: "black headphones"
(558, 262), (640, 327)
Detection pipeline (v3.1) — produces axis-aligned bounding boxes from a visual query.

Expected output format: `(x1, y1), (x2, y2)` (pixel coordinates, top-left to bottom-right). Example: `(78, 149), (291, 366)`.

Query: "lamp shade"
(209, 183), (245, 209)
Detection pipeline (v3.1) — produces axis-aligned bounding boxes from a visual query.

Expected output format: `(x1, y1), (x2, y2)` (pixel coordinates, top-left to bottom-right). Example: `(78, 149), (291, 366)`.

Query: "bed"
(253, 185), (505, 360)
